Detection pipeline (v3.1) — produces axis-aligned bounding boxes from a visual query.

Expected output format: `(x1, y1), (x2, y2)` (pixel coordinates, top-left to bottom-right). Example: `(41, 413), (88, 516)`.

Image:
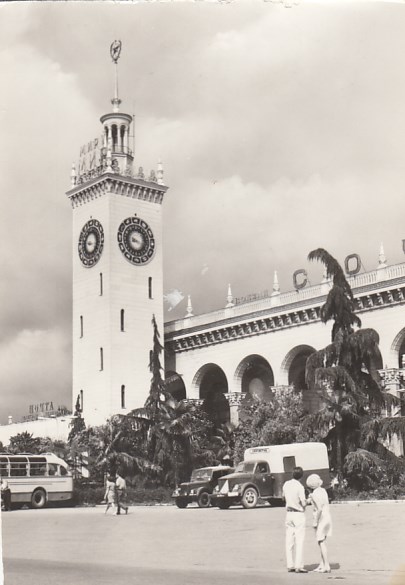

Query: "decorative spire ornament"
(271, 270), (280, 296)
(225, 284), (234, 308)
(377, 242), (387, 268)
(157, 160), (164, 185)
(185, 295), (194, 318)
(71, 163), (77, 187)
(110, 40), (122, 113)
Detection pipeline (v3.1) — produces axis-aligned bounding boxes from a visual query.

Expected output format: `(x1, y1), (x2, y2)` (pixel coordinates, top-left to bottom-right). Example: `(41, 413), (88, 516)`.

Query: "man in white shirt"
(115, 472), (128, 515)
(282, 466), (307, 573)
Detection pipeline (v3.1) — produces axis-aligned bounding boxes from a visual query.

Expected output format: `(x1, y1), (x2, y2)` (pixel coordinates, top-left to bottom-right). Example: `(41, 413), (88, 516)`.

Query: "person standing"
(103, 474), (117, 514)
(115, 471), (128, 515)
(1, 477), (12, 511)
(282, 466), (308, 573)
(306, 474), (332, 573)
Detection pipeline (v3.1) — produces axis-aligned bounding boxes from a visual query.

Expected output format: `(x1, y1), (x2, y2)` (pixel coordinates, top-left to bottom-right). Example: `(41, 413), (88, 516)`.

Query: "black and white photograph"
(0, 1), (405, 584)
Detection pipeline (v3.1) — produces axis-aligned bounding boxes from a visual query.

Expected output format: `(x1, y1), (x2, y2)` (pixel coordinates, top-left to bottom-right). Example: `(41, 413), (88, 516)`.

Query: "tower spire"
(110, 40), (122, 113)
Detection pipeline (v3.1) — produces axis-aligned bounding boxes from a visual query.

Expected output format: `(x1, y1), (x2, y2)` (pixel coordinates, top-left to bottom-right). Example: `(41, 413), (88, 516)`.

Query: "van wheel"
(31, 489), (47, 509)
(175, 498), (188, 509)
(242, 487), (258, 509)
(197, 491), (211, 508)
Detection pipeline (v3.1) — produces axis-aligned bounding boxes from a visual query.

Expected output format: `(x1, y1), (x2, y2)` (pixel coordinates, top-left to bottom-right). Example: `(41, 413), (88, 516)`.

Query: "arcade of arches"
(164, 326), (405, 425)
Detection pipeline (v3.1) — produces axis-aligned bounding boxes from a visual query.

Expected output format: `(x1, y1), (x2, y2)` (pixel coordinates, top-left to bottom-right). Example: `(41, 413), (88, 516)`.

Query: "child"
(306, 474), (332, 573)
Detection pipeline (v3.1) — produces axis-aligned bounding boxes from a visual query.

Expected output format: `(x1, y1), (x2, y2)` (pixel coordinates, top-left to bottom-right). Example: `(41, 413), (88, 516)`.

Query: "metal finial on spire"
(110, 40), (122, 113)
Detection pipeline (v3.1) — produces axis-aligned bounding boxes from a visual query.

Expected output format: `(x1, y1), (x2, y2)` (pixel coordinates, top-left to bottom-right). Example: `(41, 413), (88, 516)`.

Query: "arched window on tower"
(148, 277), (153, 299)
(100, 273), (103, 296)
(120, 309), (125, 332)
(100, 348), (104, 371)
(80, 316), (83, 338)
(121, 385), (126, 409)
(80, 389), (84, 411)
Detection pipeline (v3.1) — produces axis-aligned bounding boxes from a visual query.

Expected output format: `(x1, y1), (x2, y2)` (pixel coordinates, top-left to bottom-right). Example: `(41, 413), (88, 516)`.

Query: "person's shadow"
(305, 563), (341, 572)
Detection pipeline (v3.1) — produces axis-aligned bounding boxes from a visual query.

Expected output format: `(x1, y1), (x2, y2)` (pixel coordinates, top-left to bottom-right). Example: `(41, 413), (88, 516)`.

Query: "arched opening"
(165, 371), (186, 401)
(193, 364), (230, 426)
(111, 125), (118, 151)
(121, 385), (126, 409)
(235, 355), (274, 401)
(280, 345), (317, 412)
(120, 309), (125, 332)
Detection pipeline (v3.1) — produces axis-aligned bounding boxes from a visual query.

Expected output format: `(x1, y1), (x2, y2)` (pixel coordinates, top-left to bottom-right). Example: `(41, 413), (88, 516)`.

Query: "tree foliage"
(233, 388), (314, 464)
(307, 248), (404, 478)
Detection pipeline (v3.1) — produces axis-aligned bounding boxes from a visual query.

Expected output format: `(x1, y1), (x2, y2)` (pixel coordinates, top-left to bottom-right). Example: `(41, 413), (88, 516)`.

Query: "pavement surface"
(1, 501), (405, 585)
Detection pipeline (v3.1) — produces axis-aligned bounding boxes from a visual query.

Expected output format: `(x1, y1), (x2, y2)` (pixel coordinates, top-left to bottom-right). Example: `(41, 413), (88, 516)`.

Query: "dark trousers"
(1, 489), (11, 511)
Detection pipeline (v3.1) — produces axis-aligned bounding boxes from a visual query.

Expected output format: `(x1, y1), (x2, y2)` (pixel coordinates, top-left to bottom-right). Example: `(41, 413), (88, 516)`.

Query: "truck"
(211, 442), (331, 509)
(172, 465), (234, 508)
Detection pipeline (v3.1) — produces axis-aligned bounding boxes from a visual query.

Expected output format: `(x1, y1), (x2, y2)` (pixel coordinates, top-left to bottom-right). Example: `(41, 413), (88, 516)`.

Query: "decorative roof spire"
(271, 270), (280, 296)
(378, 242), (387, 268)
(70, 163), (76, 188)
(157, 160), (164, 185)
(110, 40), (122, 113)
(185, 295), (194, 318)
(225, 283), (234, 308)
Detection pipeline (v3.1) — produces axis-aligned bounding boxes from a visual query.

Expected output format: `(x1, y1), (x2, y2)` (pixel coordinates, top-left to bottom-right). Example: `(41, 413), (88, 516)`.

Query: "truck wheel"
(31, 489), (47, 509)
(197, 491), (211, 508)
(175, 498), (188, 509)
(217, 500), (231, 509)
(242, 487), (258, 509)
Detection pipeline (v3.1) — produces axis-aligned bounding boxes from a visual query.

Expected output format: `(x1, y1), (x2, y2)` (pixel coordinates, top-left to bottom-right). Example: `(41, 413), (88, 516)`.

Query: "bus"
(0, 453), (74, 509)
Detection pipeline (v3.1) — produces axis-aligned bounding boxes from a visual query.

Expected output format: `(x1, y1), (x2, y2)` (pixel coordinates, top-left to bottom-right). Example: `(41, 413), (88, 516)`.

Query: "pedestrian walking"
(103, 474), (117, 514)
(115, 471), (128, 515)
(306, 474), (332, 573)
(1, 477), (12, 511)
(282, 466), (308, 573)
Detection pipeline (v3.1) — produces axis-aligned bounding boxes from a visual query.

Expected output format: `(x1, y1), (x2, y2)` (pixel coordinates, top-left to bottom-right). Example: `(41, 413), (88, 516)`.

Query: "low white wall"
(0, 416), (72, 447)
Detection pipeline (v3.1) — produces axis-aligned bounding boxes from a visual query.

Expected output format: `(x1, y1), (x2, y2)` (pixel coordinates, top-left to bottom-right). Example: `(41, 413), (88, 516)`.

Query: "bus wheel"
(31, 489), (47, 509)
(241, 487), (258, 509)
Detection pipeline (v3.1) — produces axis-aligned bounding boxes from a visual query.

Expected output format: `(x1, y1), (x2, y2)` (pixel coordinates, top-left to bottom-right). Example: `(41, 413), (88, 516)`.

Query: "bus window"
(9, 457), (28, 477)
(48, 463), (58, 476)
(283, 456), (296, 472)
(59, 466), (68, 476)
(29, 457), (47, 477)
(0, 457), (9, 477)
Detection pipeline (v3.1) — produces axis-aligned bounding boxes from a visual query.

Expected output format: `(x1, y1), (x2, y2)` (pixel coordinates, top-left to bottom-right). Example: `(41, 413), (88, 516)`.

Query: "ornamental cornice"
(66, 173), (167, 209)
(166, 285), (405, 354)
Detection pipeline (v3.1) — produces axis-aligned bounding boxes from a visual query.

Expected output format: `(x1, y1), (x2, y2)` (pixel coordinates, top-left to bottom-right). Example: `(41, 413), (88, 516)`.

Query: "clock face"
(117, 217), (155, 265)
(78, 219), (104, 267)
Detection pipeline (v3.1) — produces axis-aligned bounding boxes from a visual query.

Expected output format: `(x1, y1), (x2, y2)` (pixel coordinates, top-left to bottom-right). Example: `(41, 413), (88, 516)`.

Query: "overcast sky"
(1, 0), (405, 424)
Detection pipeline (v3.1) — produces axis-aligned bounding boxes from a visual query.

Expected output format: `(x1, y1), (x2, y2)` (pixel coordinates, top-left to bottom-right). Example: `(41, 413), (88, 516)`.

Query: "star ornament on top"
(110, 40), (122, 64)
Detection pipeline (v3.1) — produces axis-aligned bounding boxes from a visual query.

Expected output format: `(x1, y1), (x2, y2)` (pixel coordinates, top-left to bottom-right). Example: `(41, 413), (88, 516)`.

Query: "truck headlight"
(190, 489), (196, 495)
(172, 488), (180, 496)
(214, 486), (219, 493)
(232, 484), (240, 493)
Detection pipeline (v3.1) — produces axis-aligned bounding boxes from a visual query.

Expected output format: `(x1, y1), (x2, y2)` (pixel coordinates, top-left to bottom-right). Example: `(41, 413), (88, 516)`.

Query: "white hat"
(306, 474), (323, 489)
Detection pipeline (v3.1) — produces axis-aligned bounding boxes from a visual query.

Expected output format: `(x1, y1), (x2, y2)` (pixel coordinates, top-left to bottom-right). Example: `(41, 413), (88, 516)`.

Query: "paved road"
(1, 502), (405, 585)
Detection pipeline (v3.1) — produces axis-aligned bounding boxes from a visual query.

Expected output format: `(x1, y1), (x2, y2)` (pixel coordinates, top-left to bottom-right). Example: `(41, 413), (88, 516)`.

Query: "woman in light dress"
(104, 474), (117, 514)
(306, 474), (333, 573)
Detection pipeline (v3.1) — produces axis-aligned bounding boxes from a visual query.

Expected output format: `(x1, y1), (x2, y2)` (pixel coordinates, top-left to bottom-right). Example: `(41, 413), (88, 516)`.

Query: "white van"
(212, 442), (331, 509)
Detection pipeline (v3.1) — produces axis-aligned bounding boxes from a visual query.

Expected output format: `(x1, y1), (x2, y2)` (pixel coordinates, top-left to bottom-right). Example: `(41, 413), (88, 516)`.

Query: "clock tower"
(66, 42), (168, 426)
